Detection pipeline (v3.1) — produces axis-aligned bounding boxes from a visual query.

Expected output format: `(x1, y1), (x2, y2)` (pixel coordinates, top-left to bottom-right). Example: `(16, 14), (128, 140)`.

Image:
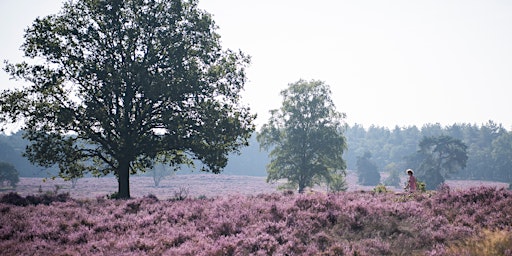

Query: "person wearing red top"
(405, 169), (417, 192)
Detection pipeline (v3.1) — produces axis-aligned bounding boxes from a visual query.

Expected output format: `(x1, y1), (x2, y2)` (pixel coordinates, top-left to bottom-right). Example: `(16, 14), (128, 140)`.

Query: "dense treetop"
(0, 0), (255, 198)
(258, 80), (347, 193)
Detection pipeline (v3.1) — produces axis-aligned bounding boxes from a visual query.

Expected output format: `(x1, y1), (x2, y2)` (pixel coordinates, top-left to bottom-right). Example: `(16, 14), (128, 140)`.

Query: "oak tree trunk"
(118, 159), (131, 199)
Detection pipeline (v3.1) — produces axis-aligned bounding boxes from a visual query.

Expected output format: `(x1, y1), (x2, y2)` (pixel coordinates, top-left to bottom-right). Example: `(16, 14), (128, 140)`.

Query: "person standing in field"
(405, 169), (417, 192)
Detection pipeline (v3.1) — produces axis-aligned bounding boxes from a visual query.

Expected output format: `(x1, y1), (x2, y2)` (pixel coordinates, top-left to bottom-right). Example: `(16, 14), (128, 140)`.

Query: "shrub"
(26, 192), (71, 205)
(417, 180), (426, 192)
(328, 172), (348, 192)
(172, 186), (189, 201)
(0, 192), (28, 206)
(0, 192), (71, 206)
(106, 192), (119, 199)
(372, 184), (389, 193)
(196, 195), (207, 200)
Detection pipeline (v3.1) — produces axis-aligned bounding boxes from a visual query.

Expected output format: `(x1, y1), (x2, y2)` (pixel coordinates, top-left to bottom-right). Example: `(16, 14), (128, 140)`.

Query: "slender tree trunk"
(118, 159), (131, 199)
(153, 168), (159, 187)
(298, 180), (305, 193)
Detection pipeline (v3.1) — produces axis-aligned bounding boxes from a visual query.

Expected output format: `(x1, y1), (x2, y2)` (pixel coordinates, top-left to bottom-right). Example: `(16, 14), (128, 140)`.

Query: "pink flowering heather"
(1, 187), (511, 255)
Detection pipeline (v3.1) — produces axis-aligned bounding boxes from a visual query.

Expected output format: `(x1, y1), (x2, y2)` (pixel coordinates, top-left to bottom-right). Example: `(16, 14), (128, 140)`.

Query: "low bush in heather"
(0, 191), (71, 206)
(0, 187), (511, 255)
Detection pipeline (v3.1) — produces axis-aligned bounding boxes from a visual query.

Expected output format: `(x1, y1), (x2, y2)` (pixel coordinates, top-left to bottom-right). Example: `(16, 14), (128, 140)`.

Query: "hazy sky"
(1, 0), (511, 130)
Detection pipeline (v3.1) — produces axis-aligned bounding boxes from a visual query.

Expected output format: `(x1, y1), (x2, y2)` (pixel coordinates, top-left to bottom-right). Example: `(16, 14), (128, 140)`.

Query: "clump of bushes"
(416, 180), (426, 192)
(0, 191), (71, 206)
(372, 183), (389, 193)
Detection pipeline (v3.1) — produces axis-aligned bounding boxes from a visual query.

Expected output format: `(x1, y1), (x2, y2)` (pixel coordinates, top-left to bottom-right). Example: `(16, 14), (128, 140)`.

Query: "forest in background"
(1, 120), (511, 185)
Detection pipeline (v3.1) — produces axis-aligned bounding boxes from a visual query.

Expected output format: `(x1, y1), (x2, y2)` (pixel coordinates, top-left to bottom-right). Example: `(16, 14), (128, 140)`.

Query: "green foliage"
(257, 80), (347, 193)
(0, 0), (255, 198)
(196, 194), (208, 200)
(416, 180), (426, 192)
(372, 184), (389, 193)
(344, 121), (512, 186)
(106, 192), (119, 200)
(0, 132), (51, 177)
(416, 135), (468, 190)
(356, 151), (380, 186)
(0, 161), (19, 188)
(383, 166), (401, 188)
(491, 132), (512, 183)
(276, 182), (297, 191)
(328, 172), (348, 192)
(344, 124), (421, 172)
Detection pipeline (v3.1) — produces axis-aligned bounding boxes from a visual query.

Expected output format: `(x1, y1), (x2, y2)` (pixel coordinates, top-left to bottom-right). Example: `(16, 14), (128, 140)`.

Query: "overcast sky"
(1, 0), (511, 130)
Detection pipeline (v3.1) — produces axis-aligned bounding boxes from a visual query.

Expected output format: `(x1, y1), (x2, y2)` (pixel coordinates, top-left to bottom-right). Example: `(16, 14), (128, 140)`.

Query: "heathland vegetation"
(1, 186), (511, 255)
(0, 0), (511, 254)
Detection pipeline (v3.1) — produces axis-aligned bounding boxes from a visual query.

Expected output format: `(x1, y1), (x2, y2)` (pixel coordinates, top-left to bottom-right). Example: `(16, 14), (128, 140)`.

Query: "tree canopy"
(257, 79), (347, 193)
(0, 161), (19, 188)
(0, 0), (255, 198)
(491, 133), (512, 183)
(356, 151), (380, 186)
(416, 135), (468, 189)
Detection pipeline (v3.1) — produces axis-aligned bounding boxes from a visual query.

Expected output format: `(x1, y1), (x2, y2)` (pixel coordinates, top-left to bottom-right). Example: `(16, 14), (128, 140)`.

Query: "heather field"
(5, 172), (509, 199)
(9, 174), (282, 199)
(1, 176), (512, 255)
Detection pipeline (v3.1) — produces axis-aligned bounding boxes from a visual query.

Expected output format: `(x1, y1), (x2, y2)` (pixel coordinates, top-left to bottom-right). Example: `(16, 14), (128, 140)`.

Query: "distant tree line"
(0, 131), (269, 178)
(2, 120), (511, 188)
(0, 131), (54, 177)
(345, 121), (512, 185)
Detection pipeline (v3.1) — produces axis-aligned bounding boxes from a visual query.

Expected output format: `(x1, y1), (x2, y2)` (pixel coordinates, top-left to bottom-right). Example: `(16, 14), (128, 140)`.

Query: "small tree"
(356, 151), (380, 186)
(258, 79), (347, 193)
(149, 152), (191, 187)
(0, 162), (20, 189)
(327, 171), (348, 192)
(57, 157), (87, 189)
(416, 135), (468, 189)
(151, 163), (175, 187)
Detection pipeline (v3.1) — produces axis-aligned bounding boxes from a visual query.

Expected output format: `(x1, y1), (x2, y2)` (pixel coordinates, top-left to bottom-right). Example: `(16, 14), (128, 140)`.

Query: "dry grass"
(445, 229), (512, 256)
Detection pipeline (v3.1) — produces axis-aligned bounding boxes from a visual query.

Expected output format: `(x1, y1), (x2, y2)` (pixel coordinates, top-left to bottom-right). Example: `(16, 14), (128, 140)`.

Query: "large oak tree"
(257, 80), (347, 193)
(0, 0), (255, 198)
